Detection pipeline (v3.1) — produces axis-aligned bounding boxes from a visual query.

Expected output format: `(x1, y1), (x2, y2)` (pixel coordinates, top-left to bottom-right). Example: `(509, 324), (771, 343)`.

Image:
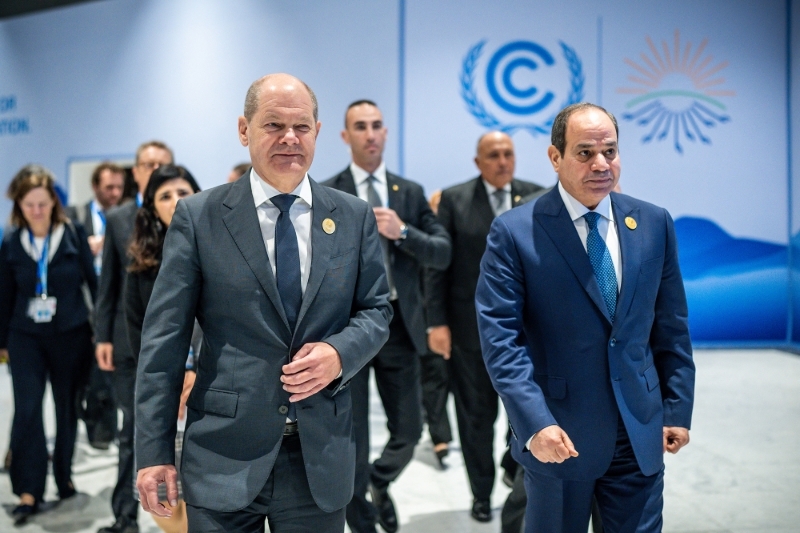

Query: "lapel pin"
(514, 195), (521, 204)
(625, 216), (637, 230)
(322, 218), (336, 234)
(392, 184), (399, 191)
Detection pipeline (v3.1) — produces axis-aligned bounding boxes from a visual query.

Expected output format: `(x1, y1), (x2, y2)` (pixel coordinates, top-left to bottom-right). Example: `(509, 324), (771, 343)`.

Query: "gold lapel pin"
(322, 218), (336, 234)
(392, 184), (399, 191)
(514, 195), (521, 204)
(625, 216), (637, 230)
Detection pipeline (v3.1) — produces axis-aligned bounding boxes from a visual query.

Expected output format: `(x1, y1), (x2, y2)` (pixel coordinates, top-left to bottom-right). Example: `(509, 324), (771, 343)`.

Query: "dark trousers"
(111, 314), (138, 523)
(7, 324), (92, 501)
(187, 433), (346, 533)
(346, 304), (422, 533)
(523, 417), (663, 533)
(419, 351), (452, 445)
(450, 343), (498, 501)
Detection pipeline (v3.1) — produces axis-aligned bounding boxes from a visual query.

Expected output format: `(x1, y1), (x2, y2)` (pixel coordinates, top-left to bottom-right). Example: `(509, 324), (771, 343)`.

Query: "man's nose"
(591, 153), (609, 171)
(282, 128), (300, 144)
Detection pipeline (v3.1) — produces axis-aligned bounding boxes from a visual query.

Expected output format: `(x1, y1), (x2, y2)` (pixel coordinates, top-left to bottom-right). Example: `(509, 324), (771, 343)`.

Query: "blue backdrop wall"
(0, 0), (797, 346)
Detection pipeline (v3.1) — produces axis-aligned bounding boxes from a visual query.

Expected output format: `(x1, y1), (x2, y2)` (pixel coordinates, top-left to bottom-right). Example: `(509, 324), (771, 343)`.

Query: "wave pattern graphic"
(674, 217), (787, 341)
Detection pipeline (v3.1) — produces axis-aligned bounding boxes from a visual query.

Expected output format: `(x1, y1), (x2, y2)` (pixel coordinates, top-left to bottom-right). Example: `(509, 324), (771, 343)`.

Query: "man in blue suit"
(476, 103), (694, 533)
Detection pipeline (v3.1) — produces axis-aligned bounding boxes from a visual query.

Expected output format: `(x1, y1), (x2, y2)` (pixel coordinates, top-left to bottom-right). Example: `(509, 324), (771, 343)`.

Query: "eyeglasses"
(137, 161), (161, 171)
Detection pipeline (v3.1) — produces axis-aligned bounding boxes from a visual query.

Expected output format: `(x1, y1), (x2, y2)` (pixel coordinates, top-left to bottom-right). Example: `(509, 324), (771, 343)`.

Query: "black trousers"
(187, 433), (346, 533)
(419, 351), (452, 445)
(346, 303), (422, 533)
(7, 324), (92, 501)
(110, 313), (138, 523)
(449, 343), (498, 501)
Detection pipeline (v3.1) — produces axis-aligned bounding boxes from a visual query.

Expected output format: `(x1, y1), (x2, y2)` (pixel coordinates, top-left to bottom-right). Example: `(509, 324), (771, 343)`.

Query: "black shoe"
(97, 518), (139, 533)
(434, 446), (449, 469)
(12, 503), (38, 526)
(471, 499), (492, 522)
(369, 483), (398, 533)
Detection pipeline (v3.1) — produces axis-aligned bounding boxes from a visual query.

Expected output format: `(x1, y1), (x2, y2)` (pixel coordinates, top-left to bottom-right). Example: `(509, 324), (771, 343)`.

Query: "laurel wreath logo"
(460, 40), (584, 136)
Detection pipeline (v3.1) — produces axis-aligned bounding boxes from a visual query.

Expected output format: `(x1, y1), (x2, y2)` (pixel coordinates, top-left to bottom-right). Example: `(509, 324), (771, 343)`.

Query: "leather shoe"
(12, 503), (38, 526)
(471, 499), (492, 522)
(97, 518), (139, 533)
(369, 483), (398, 532)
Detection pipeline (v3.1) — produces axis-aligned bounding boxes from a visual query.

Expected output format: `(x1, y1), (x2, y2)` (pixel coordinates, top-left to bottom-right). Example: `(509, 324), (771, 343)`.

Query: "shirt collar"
(351, 161), (386, 186)
(557, 181), (614, 222)
(481, 177), (512, 195)
(250, 168), (313, 209)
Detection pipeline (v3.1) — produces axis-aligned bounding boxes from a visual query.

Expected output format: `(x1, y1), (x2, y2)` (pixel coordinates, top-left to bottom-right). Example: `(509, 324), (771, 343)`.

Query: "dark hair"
(6, 164), (67, 228)
(551, 103), (619, 155)
(135, 140), (174, 166)
(128, 164), (200, 273)
(91, 161), (125, 187)
(344, 99), (379, 127)
(232, 162), (250, 178)
(244, 74), (318, 122)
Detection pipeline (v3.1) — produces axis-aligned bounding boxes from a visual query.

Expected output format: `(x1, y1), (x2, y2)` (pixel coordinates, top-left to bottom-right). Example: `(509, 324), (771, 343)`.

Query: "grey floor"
(0, 349), (798, 532)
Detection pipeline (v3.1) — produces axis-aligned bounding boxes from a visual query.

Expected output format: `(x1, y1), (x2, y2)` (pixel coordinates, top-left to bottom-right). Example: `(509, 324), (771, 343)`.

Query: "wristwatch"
(398, 223), (408, 240)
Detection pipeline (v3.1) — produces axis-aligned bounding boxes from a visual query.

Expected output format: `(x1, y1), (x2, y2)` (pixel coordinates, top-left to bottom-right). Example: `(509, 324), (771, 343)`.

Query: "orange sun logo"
(617, 30), (735, 153)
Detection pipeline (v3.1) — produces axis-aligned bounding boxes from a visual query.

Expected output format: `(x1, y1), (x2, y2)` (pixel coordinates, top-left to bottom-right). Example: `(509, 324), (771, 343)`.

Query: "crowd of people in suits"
(0, 72), (694, 533)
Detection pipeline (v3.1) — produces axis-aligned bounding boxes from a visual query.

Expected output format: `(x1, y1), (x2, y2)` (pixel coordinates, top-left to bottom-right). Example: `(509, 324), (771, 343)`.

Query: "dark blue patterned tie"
(271, 194), (302, 330)
(583, 212), (617, 322)
(272, 194), (301, 421)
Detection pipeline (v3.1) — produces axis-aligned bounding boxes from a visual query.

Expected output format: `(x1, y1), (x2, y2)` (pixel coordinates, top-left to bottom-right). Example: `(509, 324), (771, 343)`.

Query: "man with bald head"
(426, 131), (543, 521)
(134, 73), (392, 532)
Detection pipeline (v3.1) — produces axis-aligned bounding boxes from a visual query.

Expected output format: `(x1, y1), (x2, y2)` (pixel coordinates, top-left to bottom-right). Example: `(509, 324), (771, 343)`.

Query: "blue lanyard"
(136, 193), (143, 208)
(29, 229), (51, 297)
(91, 200), (106, 234)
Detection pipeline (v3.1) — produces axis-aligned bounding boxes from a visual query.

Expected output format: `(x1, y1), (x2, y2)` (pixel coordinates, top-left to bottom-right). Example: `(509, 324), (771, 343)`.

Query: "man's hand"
(373, 207), (404, 240)
(96, 342), (115, 371)
(178, 370), (196, 420)
(663, 426), (690, 454)
(529, 425), (579, 463)
(88, 235), (105, 256)
(427, 326), (451, 360)
(137, 465), (179, 517)
(281, 342), (342, 402)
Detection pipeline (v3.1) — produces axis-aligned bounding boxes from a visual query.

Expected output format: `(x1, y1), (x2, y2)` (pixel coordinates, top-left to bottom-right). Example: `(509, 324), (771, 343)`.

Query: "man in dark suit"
(135, 74), (393, 533)
(66, 162), (125, 450)
(426, 131), (543, 521)
(476, 103), (695, 532)
(323, 100), (451, 533)
(94, 142), (174, 533)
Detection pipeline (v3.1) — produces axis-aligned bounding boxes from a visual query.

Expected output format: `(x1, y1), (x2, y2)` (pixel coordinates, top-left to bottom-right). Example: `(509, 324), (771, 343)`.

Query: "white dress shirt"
(250, 169), (313, 294)
(351, 161), (388, 207)
(482, 178), (513, 215)
(526, 183), (622, 451)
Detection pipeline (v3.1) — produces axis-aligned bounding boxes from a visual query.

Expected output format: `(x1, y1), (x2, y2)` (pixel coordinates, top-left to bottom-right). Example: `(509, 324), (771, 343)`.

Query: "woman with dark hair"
(124, 164), (200, 533)
(0, 164), (96, 525)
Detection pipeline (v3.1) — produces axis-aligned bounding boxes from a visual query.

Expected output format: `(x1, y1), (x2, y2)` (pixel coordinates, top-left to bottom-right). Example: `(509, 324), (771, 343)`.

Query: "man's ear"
(238, 116), (249, 147)
(547, 145), (561, 172)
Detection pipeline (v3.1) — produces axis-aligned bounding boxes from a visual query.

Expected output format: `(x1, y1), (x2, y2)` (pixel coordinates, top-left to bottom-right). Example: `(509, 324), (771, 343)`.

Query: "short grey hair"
(243, 74), (318, 122)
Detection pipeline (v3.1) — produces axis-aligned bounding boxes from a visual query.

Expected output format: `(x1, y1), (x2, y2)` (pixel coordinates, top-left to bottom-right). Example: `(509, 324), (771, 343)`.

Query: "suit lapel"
(473, 177), (496, 232)
(222, 176), (290, 331)
(611, 193), (642, 325)
(84, 203), (95, 235)
(535, 188), (613, 323)
(296, 179), (337, 327)
(336, 168), (359, 197)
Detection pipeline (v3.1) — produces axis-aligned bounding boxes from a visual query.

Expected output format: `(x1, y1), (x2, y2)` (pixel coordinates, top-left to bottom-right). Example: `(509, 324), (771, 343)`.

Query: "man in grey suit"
(135, 73), (393, 532)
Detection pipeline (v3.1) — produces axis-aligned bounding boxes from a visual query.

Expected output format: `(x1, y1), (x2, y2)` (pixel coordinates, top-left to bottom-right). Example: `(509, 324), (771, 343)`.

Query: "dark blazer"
(0, 223), (97, 347)
(425, 176), (544, 349)
(135, 176), (393, 513)
(322, 168), (451, 354)
(476, 187), (695, 480)
(65, 201), (96, 236)
(94, 200), (137, 356)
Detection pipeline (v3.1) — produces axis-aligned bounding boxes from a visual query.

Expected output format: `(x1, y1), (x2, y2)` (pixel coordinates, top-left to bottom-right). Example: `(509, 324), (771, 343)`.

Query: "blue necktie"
(583, 212), (617, 322)
(271, 194), (302, 331)
(272, 194), (301, 421)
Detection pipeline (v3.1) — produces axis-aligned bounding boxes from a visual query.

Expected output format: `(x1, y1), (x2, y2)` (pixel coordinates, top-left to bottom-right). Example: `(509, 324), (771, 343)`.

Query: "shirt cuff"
(525, 433), (537, 451)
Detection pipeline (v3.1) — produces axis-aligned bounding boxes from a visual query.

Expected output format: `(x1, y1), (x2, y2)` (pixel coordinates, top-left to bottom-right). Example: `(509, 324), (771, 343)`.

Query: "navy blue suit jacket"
(476, 187), (694, 480)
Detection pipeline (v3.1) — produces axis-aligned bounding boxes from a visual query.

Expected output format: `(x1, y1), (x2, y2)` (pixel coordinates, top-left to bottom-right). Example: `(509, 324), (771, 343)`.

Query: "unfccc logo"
(460, 39), (584, 136)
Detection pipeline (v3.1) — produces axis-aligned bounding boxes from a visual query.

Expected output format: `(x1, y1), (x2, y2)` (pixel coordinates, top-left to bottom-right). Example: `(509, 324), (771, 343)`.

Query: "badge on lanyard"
(26, 229), (57, 323)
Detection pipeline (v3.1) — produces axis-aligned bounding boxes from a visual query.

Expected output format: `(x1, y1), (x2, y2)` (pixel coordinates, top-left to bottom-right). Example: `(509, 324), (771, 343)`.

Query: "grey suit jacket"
(135, 176), (393, 513)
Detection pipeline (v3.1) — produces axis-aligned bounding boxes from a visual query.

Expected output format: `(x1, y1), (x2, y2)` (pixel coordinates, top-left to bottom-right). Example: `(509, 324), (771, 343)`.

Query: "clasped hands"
(137, 342), (342, 517)
(529, 424), (690, 464)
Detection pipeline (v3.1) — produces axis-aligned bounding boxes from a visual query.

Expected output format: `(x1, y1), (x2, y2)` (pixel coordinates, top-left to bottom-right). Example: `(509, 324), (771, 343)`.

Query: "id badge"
(27, 296), (57, 323)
